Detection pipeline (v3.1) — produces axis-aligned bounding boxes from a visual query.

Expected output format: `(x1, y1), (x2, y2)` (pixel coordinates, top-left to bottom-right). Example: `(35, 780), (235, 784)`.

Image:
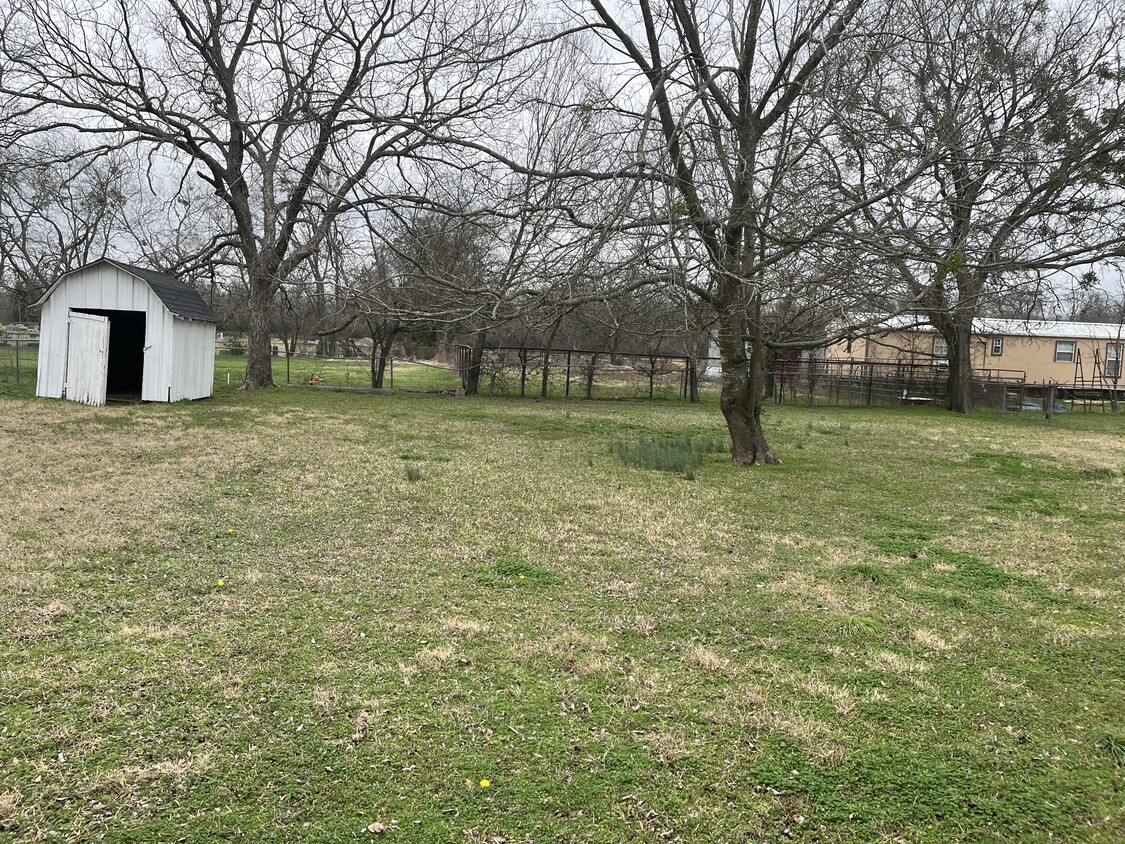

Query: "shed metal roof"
(34, 258), (219, 322)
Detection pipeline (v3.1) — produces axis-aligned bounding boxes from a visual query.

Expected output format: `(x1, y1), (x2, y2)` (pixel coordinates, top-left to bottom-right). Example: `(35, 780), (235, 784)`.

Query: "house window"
(1055, 341), (1076, 363)
(932, 336), (948, 364)
(991, 337), (1003, 356)
(1107, 343), (1123, 379)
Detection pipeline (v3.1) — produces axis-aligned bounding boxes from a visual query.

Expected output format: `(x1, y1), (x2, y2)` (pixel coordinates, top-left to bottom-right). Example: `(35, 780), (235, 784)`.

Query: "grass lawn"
(1, 387), (1123, 842)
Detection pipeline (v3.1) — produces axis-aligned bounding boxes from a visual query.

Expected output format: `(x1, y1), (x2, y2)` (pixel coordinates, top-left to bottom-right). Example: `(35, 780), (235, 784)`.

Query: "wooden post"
(390, 356), (394, 391)
(565, 350), (571, 397)
(1046, 384), (1057, 423)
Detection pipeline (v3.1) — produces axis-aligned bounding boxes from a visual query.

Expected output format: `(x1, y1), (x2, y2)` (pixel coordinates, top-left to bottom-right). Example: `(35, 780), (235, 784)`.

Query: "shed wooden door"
(65, 312), (110, 406)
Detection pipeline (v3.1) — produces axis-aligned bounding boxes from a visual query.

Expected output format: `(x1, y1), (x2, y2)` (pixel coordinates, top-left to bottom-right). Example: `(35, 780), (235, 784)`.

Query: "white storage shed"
(34, 258), (218, 405)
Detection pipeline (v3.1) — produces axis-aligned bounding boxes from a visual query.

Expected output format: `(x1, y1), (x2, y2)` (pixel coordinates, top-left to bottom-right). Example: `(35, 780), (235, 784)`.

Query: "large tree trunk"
(463, 331), (487, 396)
(244, 272), (277, 389)
(942, 321), (974, 413)
(716, 310), (779, 465)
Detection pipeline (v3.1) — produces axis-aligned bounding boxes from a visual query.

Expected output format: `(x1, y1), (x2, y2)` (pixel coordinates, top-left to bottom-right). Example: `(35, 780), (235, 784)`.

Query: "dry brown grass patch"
(647, 729), (692, 766)
(869, 651), (928, 674)
(313, 684), (339, 715)
(800, 675), (857, 718)
(0, 788), (22, 817)
(685, 644), (726, 672)
(416, 645), (456, 671)
(91, 752), (212, 797)
(2, 571), (58, 594)
(574, 654), (618, 676)
(911, 629), (951, 651)
(33, 599), (73, 622)
(441, 617), (487, 638)
(112, 623), (187, 641)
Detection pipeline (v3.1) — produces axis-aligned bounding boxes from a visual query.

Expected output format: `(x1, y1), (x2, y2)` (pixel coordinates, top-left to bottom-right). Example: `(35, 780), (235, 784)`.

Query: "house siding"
(826, 325), (1124, 385)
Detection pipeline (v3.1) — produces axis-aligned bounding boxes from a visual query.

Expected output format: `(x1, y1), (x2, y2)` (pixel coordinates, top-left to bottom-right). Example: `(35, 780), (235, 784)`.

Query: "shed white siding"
(35, 261), (214, 402)
(170, 318), (217, 401)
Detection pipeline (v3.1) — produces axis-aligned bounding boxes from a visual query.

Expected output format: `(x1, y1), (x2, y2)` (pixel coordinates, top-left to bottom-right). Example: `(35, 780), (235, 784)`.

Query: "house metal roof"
(34, 258), (219, 322)
(839, 314), (1125, 341)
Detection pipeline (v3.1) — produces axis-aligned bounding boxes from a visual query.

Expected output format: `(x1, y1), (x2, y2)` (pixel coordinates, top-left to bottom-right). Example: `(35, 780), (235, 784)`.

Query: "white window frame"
(1107, 343), (1123, 379)
(991, 337), (1003, 356)
(1055, 341), (1076, 363)
(932, 336), (949, 360)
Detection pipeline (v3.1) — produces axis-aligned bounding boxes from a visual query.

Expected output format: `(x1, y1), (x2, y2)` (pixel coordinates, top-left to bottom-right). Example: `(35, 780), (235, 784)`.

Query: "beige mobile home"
(827, 317), (1124, 389)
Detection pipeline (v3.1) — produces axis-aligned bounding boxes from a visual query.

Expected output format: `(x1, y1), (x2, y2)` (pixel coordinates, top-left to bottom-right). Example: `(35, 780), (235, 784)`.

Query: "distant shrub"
(609, 434), (729, 478)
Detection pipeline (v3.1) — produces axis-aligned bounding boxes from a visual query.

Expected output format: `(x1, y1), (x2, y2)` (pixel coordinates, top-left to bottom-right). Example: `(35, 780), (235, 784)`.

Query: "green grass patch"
(609, 433), (729, 478)
(475, 557), (563, 588)
(2, 393), (1124, 842)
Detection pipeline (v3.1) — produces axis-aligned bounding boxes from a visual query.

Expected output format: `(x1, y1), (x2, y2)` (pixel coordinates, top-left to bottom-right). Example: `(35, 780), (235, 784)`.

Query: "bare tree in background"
(846, 0), (1125, 412)
(1, 0), (532, 388)
(0, 150), (128, 321)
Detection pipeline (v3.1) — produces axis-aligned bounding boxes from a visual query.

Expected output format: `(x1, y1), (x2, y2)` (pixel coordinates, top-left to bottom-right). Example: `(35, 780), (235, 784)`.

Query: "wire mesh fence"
(213, 351), (462, 392)
(12, 338), (1115, 413)
(457, 346), (720, 401)
(0, 339), (38, 396)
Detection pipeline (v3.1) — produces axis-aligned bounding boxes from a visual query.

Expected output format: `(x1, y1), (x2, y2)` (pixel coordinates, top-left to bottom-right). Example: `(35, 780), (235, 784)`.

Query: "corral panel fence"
(772, 359), (1031, 410)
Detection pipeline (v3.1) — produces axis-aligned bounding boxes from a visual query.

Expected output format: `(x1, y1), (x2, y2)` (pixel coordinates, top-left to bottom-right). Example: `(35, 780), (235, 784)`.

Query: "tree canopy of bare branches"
(1, 0), (533, 386)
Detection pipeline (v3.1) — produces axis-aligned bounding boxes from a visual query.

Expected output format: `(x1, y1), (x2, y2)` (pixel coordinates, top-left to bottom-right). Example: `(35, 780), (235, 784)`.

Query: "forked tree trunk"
(371, 343), (393, 389)
(368, 321), (398, 389)
(243, 273), (277, 389)
(943, 321), (974, 413)
(716, 310), (779, 465)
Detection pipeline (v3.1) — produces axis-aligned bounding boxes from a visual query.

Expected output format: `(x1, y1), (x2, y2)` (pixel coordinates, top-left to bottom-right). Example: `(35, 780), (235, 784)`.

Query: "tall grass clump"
(609, 434), (729, 479)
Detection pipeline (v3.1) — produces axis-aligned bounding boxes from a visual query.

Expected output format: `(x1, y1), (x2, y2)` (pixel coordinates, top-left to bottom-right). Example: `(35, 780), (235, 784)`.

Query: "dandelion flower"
(227, 529), (235, 534)
(218, 579), (225, 586)
(519, 575), (526, 580)
(479, 779), (490, 788)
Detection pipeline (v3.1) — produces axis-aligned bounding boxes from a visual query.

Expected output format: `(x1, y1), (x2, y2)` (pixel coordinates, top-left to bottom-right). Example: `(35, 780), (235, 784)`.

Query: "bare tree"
(578, 0), (915, 463)
(1, 0), (530, 387)
(847, 0), (1125, 412)
(0, 149), (129, 320)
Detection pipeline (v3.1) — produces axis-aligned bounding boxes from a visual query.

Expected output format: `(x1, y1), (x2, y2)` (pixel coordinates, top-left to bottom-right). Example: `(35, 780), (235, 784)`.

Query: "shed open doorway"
(72, 308), (146, 400)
